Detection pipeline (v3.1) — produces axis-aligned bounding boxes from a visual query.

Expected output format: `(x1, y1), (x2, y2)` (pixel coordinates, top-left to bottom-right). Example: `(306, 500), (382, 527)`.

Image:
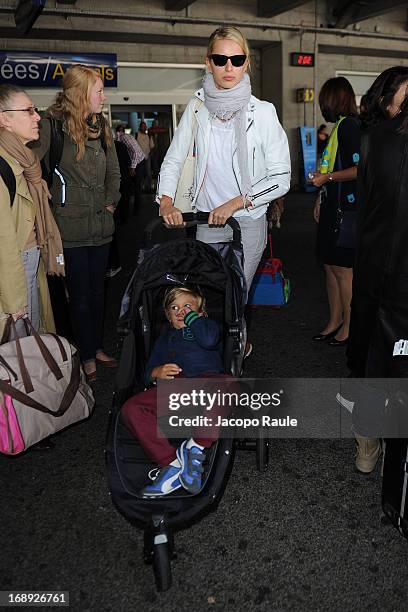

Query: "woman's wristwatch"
(327, 173), (334, 182)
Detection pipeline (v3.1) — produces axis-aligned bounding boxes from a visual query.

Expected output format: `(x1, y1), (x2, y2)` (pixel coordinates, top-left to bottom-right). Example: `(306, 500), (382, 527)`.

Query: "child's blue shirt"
(146, 313), (223, 381)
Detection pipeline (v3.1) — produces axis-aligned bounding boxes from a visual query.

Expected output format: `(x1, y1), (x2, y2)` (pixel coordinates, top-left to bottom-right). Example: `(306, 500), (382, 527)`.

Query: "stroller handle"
(144, 211), (242, 249)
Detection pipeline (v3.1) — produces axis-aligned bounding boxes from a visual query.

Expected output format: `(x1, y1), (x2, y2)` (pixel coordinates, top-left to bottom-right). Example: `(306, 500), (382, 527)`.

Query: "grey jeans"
(15, 246), (41, 337)
(196, 214), (267, 291)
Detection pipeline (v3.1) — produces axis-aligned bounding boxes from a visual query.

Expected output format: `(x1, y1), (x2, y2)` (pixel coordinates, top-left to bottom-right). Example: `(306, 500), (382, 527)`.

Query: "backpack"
(0, 118), (108, 203)
(41, 116), (65, 188)
(0, 119), (70, 204)
(0, 155), (16, 206)
(0, 119), (70, 205)
(41, 116), (107, 188)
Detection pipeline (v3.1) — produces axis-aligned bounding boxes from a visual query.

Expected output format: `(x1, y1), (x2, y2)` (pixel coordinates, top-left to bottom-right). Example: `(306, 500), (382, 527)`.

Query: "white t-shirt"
(196, 117), (241, 212)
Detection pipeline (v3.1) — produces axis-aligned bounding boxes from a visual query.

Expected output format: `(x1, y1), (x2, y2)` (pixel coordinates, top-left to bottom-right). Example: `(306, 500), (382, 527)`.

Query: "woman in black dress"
(310, 77), (360, 346)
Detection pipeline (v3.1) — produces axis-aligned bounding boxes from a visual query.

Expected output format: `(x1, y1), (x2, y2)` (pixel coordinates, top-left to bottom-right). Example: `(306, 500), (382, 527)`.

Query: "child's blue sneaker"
(176, 440), (206, 494)
(141, 464), (182, 498)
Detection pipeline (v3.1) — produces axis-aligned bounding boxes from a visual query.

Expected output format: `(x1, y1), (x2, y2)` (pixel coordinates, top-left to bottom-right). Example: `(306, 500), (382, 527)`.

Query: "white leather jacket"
(157, 88), (291, 218)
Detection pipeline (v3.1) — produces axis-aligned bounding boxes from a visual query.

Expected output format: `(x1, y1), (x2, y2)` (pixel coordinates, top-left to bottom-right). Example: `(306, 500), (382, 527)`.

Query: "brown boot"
(355, 437), (381, 474)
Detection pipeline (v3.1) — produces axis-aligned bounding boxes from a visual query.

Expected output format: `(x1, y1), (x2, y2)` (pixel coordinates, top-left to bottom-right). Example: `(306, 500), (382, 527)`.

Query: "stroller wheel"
(153, 541), (172, 591)
(144, 528), (176, 566)
(256, 438), (269, 472)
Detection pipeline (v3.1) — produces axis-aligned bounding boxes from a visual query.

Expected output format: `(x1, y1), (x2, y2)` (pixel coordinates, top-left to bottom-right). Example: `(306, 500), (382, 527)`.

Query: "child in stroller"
(121, 285), (230, 498)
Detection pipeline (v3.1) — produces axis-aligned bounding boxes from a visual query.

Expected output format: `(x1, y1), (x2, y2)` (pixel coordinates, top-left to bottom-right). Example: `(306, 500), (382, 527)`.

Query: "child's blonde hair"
(164, 286), (206, 314)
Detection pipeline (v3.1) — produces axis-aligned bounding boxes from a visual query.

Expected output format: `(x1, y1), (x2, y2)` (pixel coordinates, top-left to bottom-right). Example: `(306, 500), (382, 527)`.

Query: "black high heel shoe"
(328, 337), (348, 347)
(312, 324), (342, 342)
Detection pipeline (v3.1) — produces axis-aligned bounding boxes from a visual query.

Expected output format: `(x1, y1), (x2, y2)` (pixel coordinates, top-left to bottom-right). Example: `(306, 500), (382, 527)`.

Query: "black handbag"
(336, 208), (357, 248)
(335, 146), (357, 249)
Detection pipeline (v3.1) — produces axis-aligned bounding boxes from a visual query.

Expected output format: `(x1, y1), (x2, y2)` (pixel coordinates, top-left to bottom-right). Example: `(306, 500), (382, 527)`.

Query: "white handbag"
(172, 101), (202, 213)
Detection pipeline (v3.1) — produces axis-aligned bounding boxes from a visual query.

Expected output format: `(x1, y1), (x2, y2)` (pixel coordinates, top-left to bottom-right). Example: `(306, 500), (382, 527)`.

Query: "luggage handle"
(144, 212), (242, 249)
(0, 316), (14, 345)
(0, 394), (13, 454)
(9, 319), (33, 394)
(1, 317), (64, 394)
(0, 354), (17, 381)
(22, 318), (64, 382)
(0, 352), (81, 417)
(268, 234), (273, 261)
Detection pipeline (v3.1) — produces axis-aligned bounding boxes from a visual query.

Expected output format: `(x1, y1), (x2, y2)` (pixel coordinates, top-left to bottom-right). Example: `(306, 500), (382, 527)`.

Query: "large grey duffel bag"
(0, 318), (94, 455)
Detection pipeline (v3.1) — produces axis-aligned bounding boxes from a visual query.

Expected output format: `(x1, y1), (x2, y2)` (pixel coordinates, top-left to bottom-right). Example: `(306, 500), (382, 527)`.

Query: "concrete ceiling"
(2, 1), (408, 38)
(164, 0), (197, 9)
(257, 1), (311, 19)
(0, 25), (276, 49)
(256, 0), (408, 24)
(330, 0), (408, 27)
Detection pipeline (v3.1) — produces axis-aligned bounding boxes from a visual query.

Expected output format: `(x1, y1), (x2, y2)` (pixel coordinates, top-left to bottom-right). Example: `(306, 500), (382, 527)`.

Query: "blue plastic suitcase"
(248, 236), (290, 307)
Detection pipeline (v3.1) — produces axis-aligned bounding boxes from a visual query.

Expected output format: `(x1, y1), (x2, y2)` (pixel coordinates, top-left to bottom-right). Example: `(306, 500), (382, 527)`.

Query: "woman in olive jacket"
(32, 65), (121, 381)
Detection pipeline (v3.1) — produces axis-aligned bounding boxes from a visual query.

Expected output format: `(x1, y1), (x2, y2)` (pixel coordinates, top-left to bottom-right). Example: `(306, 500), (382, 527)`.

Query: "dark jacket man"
(348, 113), (408, 378)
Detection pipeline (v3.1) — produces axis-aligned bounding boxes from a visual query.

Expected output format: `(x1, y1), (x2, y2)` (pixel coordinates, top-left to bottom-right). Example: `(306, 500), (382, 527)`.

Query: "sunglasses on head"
(210, 54), (247, 67)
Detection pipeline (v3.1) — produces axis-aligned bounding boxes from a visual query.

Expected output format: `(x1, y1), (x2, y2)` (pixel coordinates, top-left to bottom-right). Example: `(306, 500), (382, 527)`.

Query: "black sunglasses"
(210, 54), (247, 67)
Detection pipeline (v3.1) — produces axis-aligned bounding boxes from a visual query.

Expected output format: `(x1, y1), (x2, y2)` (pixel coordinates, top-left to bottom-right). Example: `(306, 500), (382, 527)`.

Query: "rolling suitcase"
(382, 438), (408, 540)
(247, 235), (290, 307)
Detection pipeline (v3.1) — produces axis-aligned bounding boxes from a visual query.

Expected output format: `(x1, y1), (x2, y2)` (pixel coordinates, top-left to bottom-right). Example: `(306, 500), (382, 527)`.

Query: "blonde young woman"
(31, 65), (121, 381)
(0, 84), (61, 340)
(158, 26), (291, 309)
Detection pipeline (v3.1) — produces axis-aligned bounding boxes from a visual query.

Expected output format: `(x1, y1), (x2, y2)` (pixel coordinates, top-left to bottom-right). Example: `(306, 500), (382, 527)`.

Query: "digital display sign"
(290, 52), (315, 67)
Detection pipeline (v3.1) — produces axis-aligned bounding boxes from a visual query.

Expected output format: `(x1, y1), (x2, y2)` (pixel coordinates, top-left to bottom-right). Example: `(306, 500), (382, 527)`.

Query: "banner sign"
(0, 52), (117, 87)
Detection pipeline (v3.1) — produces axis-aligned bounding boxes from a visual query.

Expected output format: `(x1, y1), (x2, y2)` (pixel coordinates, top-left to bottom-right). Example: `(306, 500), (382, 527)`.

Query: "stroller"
(106, 212), (268, 591)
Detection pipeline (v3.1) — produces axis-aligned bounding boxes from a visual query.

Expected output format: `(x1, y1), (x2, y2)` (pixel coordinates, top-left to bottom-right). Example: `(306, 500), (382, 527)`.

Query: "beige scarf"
(0, 128), (65, 276)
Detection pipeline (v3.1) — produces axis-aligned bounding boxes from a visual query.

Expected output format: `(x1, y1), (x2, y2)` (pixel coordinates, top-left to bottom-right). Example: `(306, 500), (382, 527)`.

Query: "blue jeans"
(15, 246), (41, 337)
(64, 244), (110, 362)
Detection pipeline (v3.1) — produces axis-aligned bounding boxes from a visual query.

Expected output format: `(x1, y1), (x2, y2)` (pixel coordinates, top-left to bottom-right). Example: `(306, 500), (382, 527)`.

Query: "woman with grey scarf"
(157, 26), (291, 352)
